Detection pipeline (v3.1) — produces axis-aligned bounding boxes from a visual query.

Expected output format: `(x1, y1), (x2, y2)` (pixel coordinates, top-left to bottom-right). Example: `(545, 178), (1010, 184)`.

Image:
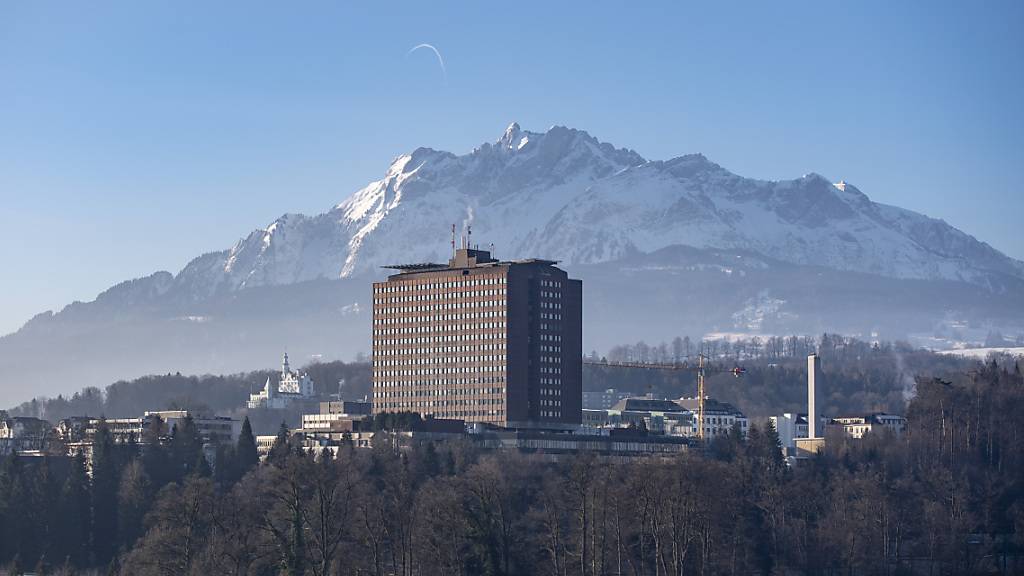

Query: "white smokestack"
(808, 354), (820, 438)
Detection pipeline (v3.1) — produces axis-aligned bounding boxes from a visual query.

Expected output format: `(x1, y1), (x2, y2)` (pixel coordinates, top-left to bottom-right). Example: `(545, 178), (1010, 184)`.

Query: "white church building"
(247, 352), (316, 409)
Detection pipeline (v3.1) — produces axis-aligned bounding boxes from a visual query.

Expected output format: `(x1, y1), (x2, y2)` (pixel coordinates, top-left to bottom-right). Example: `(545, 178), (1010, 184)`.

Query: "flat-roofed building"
(675, 397), (748, 438)
(769, 412), (809, 455)
(828, 413), (906, 439)
(372, 246), (582, 428)
(301, 401), (373, 432)
(583, 397), (693, 436)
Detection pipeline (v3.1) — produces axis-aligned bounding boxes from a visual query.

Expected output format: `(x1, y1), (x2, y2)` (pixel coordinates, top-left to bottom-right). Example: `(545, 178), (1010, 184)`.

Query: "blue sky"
(1, 1), (1022, 335)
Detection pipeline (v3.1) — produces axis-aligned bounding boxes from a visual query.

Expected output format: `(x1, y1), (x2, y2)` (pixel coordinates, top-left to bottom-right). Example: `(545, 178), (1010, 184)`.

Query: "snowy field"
(937, 347), (1024, 359)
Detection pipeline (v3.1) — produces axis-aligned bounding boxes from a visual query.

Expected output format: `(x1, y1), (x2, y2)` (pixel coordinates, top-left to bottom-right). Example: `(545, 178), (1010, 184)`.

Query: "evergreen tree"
(235, 416), (260, 476)
(117, 460), (151, 552)
(90, 419), (120, 565)
(193, 451), (212, 478)
(141, 415), (172, 491)
(59, 452), (91, 567)
(285, 505), (306, 576)
(169, 415), (203, 481)
(213, 443), (236, 489)
(267, 422), (292, 467)
(0, 454), (27, 565)
(32, 455), (60, 568)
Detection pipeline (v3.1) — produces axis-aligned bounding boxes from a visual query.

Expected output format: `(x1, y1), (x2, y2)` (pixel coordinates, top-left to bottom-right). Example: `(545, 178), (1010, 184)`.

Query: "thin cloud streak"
(407, 43), (447, 84)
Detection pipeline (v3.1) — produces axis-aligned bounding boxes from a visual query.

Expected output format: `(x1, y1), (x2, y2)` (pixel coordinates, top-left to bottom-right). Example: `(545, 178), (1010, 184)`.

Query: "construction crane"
(583, 354), (745, 441)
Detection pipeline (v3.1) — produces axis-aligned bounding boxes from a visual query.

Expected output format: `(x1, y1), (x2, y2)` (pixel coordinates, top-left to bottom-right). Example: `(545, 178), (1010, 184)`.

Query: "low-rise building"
(828, 413), (906, 439)
(0, 414), (52, 454)
(70, 411), (241, 445)
(583, 396), (747, 439)
(769, 413), (809, 456)
(583, 398), (693, 436)
(675, 397), (748, 438)
(301, 401), (373, 432)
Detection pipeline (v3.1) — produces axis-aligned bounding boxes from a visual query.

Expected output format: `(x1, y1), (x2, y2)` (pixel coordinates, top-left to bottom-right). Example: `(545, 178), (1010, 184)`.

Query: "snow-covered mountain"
(166, 123), (1022, 297)
(3, 123), (1023, 407)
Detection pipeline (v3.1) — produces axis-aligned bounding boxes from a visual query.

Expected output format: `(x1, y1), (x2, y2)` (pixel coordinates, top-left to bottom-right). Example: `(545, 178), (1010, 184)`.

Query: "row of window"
(375, 365), (507, 375)
(376, 309), (506, 325)
(375, 299), (507, 314)
(540, 313), (562, 321)
(375, 395), (505, 406)
(374, 331), (505, 342)
(374, 376), (506, 385)
(374, 354), (505, 362)
(375, 277), (507, 294)
(375, 344), (506, 357)
(540, 290), (561, 299)
(375, 385), (505, 393)
(377, 405), (507, 418)
(376, 318), (508, 330)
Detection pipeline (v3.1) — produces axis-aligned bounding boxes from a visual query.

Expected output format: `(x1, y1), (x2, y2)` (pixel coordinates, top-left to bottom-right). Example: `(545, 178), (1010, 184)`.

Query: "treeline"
(0, 413), (263, 575)
(7, 361), (372, 422)
(587, 334), (976, 417)
(1, 362), (1022, 575)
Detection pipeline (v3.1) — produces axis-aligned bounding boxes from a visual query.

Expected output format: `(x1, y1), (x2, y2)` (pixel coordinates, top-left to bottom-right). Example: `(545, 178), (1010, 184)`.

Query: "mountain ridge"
(2, 123), (1022, 407)
(137, 123), (1022, 303)
(11, 122), (1023, 335)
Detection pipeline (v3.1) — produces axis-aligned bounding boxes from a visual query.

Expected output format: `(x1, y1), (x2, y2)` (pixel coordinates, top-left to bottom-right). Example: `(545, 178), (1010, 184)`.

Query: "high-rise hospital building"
(371, 247), (582, 428)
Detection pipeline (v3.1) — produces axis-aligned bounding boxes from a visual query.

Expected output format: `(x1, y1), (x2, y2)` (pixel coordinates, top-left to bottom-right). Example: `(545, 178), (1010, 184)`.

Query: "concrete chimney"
(807, 354), (821, 438)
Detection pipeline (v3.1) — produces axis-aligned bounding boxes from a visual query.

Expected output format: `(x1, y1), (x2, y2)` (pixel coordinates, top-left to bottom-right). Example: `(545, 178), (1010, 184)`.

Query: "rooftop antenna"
(467, 225), (472, 250)
(489, 242), (494, 255)
(451, 224), (456, 257)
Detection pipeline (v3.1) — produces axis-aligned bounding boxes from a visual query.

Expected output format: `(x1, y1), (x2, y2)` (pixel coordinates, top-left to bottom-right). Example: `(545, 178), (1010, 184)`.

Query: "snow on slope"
(167, 123), (1022, 298)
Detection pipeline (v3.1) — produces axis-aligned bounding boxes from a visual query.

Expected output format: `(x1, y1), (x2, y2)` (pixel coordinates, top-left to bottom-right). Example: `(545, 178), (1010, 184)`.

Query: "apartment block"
(372, 247), (582, 428)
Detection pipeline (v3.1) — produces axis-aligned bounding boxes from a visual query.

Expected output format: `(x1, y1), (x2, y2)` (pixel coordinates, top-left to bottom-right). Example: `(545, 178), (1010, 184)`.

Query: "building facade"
(583, 398), (693, 436)
(828, 413), (907, 439)
(675, 397), (748, 438)
(582, 388), (640, 410)
(0, 413), (51, 454)
(300, 401), (372, 432)
(372, 247), (582, 428)
(59, 411), (240, 446)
